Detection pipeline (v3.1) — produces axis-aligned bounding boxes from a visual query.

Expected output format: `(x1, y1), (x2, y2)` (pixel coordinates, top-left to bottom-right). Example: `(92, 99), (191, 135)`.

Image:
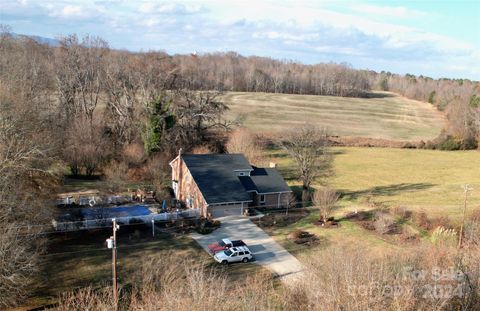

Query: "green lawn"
(271, 147), (480, 219)
(222, 91), (445, 141)
(261, 209), (394, 258)
(262, 147), (480, 258)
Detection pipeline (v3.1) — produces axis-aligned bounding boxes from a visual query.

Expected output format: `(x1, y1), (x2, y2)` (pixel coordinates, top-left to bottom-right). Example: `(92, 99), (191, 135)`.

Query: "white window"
(259, 194), (266, 203)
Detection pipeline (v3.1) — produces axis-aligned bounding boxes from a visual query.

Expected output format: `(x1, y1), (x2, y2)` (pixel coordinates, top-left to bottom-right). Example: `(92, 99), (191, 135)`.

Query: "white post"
(241, 202), (244, 215)
(277, 193), (281, 208)
(151, 218), (155, 237)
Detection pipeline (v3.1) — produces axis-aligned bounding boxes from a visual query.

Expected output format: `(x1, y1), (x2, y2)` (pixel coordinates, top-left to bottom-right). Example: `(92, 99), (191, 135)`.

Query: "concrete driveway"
(191, 216), (303, 283)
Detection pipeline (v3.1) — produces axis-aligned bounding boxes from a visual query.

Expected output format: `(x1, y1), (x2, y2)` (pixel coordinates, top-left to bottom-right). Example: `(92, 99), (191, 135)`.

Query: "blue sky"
(2, 0), (479, 80)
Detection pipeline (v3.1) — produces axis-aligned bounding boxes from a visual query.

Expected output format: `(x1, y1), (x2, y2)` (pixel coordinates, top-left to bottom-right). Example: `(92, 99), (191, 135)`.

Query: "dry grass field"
(25, 227), (266, 309)
(222, 92), (446, 141)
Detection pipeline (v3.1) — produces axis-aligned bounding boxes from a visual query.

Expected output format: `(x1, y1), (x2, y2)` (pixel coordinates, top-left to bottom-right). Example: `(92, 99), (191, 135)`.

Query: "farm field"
(270, 147), (480, 219)
(222, 91), (446, 141)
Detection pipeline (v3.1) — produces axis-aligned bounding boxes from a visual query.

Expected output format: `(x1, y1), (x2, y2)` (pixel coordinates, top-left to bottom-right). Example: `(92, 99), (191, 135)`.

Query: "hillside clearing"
(223, 92), (445, 141)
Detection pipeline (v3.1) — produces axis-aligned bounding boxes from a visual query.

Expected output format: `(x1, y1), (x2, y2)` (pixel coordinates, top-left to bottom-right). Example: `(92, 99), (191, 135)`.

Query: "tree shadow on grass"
(339, 183), (436, 201)
(364, 92), (395, 99)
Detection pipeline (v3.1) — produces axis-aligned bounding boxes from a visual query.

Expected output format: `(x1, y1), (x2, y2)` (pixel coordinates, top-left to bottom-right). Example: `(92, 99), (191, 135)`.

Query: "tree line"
(373, 72), (480, 149)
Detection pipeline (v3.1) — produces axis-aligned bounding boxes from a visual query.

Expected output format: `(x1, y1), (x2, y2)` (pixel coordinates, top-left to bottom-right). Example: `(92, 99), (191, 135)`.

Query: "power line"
(40, 236), (182, 258)
(18, 218), (200, 237)
(12, 200), (315, 235)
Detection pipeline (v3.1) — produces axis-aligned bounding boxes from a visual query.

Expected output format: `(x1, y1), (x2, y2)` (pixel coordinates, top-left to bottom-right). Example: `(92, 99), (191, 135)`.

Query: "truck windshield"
(218, 241), (226, 247)
(224, 249), (232, 256)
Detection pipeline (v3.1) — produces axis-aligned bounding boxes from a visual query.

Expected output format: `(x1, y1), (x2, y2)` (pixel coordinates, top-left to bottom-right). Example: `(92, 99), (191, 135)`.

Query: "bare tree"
(0, 225), (40, 309)
(226, 128), (263, 165)
(313, 187), (340, 222)
(55, 34), (108, 125)
(0, 54), (57, 307)
(64, 117), (110, 176)
(174, 90), (229, 139)
(280, 125), (331, 202)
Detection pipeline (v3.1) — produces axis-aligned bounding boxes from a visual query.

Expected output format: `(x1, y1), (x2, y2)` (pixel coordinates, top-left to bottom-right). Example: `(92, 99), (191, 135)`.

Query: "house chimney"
(269, 162), (277, 168)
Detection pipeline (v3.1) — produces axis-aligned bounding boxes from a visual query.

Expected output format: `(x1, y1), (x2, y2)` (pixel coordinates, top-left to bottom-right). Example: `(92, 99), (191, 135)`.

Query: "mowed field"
(270, 147), (480, 220)
(222, 92), (446, 141)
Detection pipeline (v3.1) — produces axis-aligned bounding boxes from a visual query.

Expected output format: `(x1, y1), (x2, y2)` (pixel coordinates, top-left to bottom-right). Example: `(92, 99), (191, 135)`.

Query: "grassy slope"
(222, 91), (445, 141)
(271, 147), (480, 219)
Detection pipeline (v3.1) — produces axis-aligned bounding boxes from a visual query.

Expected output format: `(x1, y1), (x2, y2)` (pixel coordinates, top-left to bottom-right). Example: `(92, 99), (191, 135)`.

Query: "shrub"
(438, 136), (461, 151)
(402, 142), (416, 149)
(288, 230), (318, 245)
(413, 211), (431, 230)
(290, 229), (305, 240)
(374, 212), (398, 235)
(191, 145), (212, 154)
(428, 90), (436, 104)
(431, 226), (457, 246)
(424, 140), (436, 150)
(57, 287), (114, 311)
(55, 244), (480, 310)
(464, 222), (480, 246)
(103, 160), (129, 187)
(196, 218), (221, 234)
(470, 207), (480, 223)
(399, 227), (420, 244)
(122, 143), (146, 166)
(461, 137), (478, 150)
(392, 206), (411, 220)
(430, 216), (453, 230)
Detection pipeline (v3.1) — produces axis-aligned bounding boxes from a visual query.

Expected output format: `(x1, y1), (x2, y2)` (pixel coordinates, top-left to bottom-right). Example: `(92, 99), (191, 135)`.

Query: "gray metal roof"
(181, 154), (291, 205)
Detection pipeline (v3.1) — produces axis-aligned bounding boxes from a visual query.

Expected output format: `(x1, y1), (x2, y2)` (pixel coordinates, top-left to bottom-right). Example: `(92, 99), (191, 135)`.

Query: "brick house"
(169, 151), (292, 218)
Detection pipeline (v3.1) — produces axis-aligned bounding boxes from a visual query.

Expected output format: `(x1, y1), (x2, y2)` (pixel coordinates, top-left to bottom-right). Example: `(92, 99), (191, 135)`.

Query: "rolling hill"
(222, 91), (446, 141)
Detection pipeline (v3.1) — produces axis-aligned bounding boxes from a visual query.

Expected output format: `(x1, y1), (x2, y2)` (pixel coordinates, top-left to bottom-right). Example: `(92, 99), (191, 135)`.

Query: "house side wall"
(172, 158), (208, 216)
(251, 192), (291, 208)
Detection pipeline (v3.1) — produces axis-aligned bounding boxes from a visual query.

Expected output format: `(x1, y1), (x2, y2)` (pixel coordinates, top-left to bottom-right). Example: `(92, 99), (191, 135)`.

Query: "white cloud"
(45, 3), (103, 20)
(252, 31), (319, 42)
(138, 2), (203, 15)
(3, 0), (478, 79)
(350, 4), (428, 18)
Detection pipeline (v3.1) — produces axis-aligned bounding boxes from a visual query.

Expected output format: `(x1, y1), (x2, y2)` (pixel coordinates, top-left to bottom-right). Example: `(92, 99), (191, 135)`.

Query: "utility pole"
(458, 184), (473, 249)
(112, 218), (119, 310)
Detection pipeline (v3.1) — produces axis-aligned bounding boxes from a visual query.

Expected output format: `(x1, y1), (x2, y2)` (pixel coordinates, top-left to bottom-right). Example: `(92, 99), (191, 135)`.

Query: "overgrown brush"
(56, 244), (480, 311)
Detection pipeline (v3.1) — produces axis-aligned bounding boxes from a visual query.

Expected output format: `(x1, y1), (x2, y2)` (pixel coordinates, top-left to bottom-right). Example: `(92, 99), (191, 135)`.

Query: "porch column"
(277, 193), (281, 208)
